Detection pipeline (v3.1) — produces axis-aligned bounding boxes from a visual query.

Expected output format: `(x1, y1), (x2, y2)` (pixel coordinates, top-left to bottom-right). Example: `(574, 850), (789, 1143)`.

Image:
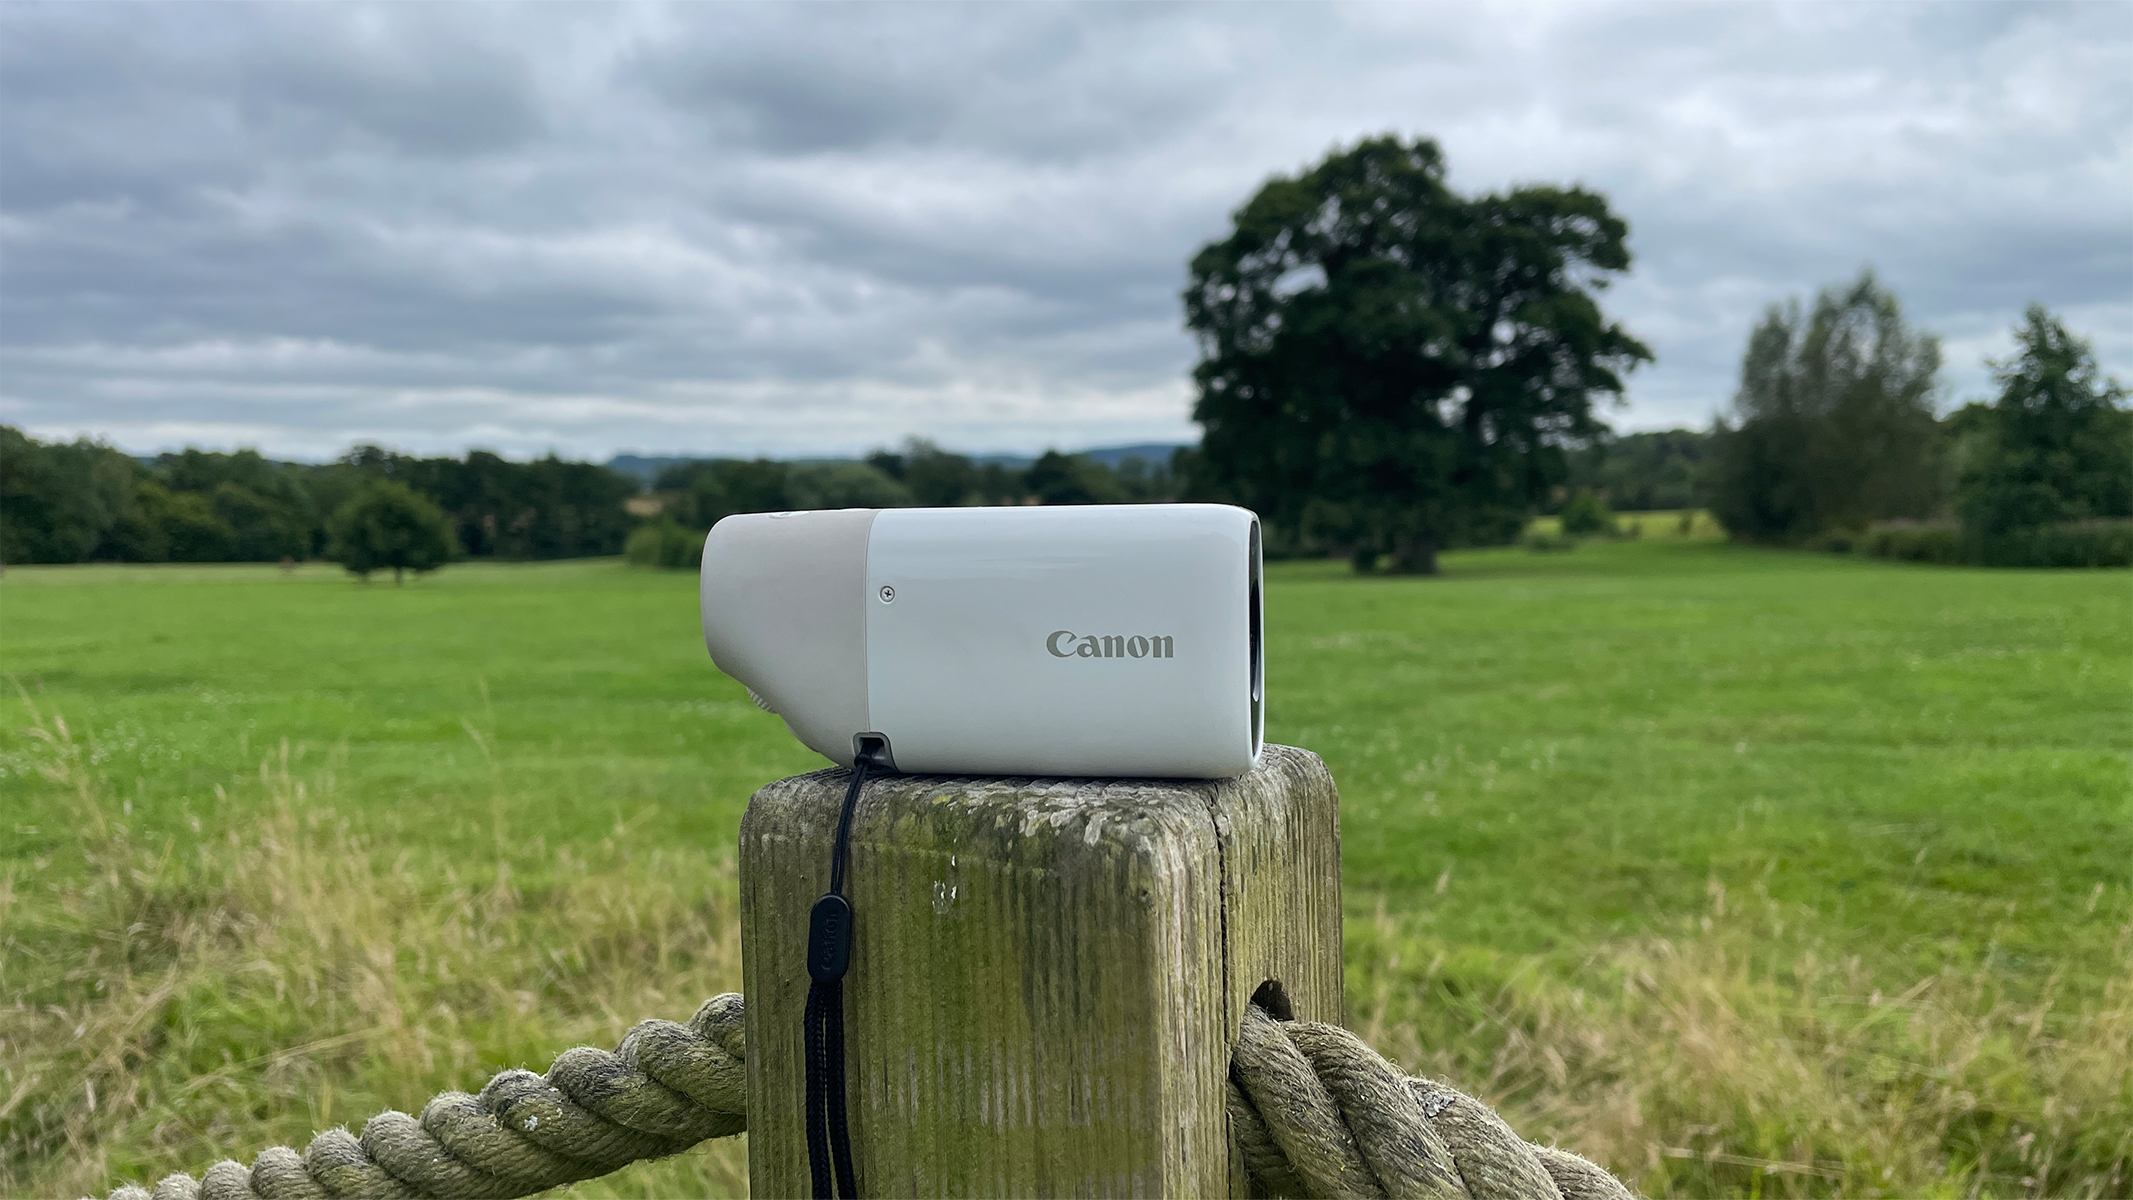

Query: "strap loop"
(802, 743), (887, 1198)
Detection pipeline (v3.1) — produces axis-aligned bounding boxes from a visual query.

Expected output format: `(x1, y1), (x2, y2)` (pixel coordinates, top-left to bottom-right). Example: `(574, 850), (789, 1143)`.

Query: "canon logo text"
(1046, 631), (1175, 659)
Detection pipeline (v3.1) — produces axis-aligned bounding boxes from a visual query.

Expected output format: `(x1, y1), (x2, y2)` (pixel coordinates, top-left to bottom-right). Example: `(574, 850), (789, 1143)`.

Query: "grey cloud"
(236, 15), (548, 158)
(631, 5), (1236, 161)
(1, 1), (2125, 461)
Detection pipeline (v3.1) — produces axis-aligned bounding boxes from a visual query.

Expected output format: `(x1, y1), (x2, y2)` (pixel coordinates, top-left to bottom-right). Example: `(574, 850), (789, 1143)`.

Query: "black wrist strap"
(804, 744), (882, 1199)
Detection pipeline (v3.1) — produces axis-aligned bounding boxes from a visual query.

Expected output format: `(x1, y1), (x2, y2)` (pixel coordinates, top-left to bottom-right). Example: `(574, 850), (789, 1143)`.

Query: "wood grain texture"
(739, 744), (1341, 1198)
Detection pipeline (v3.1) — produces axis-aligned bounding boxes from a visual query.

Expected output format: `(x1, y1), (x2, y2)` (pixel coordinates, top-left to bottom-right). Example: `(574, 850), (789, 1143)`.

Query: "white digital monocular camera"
(699, 503), (1263, 778)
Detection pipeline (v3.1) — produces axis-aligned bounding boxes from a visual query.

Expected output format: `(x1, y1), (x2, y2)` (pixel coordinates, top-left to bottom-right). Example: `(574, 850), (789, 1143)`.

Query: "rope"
(100, 996), (1637, 1200)
(1227, 1006), (1637, 1200)
(105, 995), (748, 1200)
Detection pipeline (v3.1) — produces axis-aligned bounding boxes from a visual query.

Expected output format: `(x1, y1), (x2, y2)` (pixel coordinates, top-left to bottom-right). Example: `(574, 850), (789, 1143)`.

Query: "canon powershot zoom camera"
(699, 503), (1263, 778)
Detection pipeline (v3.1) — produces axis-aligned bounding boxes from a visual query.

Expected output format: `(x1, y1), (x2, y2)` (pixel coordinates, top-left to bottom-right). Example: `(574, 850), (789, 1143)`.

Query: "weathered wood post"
(740, 744), (1342, 1198)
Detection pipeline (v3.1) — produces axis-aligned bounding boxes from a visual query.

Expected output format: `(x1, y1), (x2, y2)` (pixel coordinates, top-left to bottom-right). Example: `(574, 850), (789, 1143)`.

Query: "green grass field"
(5, 524), (2129, 1198)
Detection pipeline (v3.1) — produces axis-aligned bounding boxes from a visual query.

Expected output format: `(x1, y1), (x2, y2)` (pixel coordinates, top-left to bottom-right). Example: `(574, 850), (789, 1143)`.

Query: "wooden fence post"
(739, 744), (1342, 1198)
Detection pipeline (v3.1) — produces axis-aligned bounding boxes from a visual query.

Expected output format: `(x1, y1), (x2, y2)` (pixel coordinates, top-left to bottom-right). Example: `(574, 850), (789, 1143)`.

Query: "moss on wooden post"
(739, 744), (1342, 1198)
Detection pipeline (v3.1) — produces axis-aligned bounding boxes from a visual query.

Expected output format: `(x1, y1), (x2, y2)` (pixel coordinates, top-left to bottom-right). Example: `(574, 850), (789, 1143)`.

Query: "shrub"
(1559, 489), (1617, 538)
(1858, 520), (1963, 564)
(1979, 518), (2133, 568)
(1851, 518), (2133, 568)
(625, 519), (705, 569)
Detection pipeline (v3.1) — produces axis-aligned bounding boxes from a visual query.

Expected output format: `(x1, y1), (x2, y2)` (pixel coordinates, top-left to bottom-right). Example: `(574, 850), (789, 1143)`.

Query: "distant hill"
(1076, 443), (1189, 469)
(607, 442), (1191, 487)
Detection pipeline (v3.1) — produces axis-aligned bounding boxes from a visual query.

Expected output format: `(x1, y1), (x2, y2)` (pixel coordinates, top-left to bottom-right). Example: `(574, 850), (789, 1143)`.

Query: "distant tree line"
(0, 437), (633, 568)
(1561, 431), (1711, 514)
(1, 427), (1185, 573)
(650, 440), (1175, 527)
(626, 442), (1179, 567)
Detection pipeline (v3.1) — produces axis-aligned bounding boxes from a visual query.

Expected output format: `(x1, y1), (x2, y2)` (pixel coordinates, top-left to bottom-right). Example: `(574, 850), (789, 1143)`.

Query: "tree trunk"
(1391, 532), (1440, 574)
(393, 565), (404, 586)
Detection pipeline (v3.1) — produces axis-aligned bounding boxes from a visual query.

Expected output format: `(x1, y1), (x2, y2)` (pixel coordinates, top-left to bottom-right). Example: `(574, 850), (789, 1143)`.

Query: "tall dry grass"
(1349, 884), (2133, 1198)
(7, 706), (2129, 1199)
(1, 708), (748, 1199)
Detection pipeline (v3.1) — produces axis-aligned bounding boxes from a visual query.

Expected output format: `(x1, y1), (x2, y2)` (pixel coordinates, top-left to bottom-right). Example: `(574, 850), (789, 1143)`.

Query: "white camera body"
(700, 503), (1263, 778)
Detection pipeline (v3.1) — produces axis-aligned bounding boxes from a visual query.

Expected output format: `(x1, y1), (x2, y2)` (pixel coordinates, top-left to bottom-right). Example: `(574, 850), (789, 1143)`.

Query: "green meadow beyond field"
(4, 530), (2129, 1199)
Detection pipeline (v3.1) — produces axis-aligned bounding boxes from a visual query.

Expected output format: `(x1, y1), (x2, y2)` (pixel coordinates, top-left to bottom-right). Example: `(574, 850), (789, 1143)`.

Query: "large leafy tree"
(1184, 135), (1651, 573)
(1707, 271), (1943, 542)
(1957, 305), (2130, 539)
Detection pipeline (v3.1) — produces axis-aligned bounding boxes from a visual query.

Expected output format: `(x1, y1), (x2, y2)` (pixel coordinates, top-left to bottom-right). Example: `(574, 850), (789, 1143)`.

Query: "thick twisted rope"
(103, 997), (1636, 1200)
(1228, 1006), (1636, 1200)
(107, 995), (748, 1200)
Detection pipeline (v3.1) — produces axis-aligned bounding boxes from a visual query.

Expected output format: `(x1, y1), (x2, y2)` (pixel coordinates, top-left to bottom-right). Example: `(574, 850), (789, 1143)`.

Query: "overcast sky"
(2, 2), (2126, 462)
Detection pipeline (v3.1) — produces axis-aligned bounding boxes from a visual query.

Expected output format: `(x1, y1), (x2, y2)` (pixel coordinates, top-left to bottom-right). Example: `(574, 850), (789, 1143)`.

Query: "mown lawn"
(4, 531), (2128, 1198)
